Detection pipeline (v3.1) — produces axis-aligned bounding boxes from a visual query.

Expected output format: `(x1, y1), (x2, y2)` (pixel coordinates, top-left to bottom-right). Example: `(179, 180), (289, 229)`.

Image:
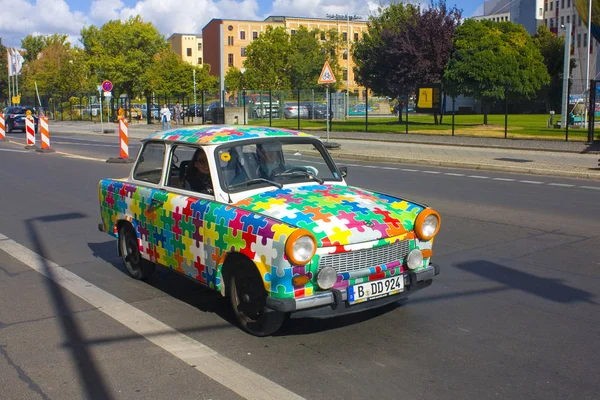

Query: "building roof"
(143, 125), (315, 144)
(167, 33), (202, 40)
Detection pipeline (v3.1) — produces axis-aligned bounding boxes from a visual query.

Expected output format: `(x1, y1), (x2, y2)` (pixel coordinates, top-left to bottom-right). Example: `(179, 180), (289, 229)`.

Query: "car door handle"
(151, 199), (164, 209)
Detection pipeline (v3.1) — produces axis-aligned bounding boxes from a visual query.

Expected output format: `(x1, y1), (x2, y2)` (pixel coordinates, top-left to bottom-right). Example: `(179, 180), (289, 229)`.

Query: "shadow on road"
(455, 260), (595, 304)
(26, 212), (113, 400)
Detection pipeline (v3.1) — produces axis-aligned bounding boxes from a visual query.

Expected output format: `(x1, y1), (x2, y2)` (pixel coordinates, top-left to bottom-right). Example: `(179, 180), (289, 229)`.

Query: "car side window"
(166, 145), (197, 189)
(133, 142), (165, 184)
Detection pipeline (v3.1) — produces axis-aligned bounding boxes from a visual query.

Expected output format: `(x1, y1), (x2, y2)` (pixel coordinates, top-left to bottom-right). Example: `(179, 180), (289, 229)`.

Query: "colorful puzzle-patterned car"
(98, 125), (441, 336)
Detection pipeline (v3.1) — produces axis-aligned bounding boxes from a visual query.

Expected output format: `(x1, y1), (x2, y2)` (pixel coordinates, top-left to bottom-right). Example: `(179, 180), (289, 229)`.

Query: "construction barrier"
(0, 113), (5, 141)
(36, 116), (55, 153)
(24, 116), (35, 149)
(119, 119), (129, 159)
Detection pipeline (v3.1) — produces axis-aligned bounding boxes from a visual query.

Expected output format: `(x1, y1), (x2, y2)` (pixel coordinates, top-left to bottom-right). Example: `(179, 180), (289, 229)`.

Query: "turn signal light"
(292, 275), (310, 286)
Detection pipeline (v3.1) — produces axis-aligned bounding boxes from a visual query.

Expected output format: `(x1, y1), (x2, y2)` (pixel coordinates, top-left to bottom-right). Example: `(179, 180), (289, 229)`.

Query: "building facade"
(202, 16), (369, 95)
(168, 33), (204, 66)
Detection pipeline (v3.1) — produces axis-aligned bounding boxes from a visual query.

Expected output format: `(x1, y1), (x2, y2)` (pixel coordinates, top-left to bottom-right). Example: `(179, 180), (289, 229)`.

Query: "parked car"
(97, 125), (442, 336)
(3, 106), (38, 133)
(283, 102), (309, 119)
(185, 104), (203, 118)
(301, 101), (328, 119)
(349, 103), (375, 115)
(134, 103), (159, 119)
(245, 94), (279, 119)
(204, 101), (234, 122)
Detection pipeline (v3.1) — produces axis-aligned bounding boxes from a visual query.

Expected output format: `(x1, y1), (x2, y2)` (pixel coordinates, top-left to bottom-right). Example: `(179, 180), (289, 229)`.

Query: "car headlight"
(316, 266), (337, 289)
(414, 209), (441, 241)
(406, 249), (424, 270)
(285, 230), (317, 265)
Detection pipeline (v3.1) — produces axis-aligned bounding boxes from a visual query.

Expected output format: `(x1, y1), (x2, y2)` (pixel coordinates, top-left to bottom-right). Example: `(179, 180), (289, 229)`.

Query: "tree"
(0, 38), (8, 103)
(353, 0), (461, 121)
(319, 28), (343, 91)
(532, 25), (577, 113)
(81, 15), (168, 100)
(443, 19), (550, 124)
(289, 26), (327, 90)
(243, 26), (292, 90)
(21, 34), (69, 63)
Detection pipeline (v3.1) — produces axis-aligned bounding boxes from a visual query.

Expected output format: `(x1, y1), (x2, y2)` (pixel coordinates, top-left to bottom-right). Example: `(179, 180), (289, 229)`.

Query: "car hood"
(233, 185), (425, 247)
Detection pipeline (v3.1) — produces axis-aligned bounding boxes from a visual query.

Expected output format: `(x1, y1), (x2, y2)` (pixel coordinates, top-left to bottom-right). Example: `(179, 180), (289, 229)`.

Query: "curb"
(327, 151), (600, 181)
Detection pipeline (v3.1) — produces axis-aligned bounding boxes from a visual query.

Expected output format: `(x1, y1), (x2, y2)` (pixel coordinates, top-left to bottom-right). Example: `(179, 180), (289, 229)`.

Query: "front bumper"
(266, 264), (440, 318)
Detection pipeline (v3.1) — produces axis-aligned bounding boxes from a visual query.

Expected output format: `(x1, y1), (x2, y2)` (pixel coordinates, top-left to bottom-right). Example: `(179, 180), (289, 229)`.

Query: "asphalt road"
(0, 134), (599, 400)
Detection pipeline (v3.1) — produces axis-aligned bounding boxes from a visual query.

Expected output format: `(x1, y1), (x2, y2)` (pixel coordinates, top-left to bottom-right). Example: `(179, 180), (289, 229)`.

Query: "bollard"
(0, 113), (5, 141)
(106, 119), (134, 163)
(36, 116), (55, 153)
(24, 116), (35, 149)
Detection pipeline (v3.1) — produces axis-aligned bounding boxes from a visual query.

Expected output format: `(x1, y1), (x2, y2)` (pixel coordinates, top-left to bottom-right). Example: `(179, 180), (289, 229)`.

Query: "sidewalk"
(49, 120), (600, 180)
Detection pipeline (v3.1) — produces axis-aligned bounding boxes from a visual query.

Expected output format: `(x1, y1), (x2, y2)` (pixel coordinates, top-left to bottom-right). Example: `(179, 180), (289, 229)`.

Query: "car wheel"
(119, 224), (155, 280)
(229, 265), (285, 336)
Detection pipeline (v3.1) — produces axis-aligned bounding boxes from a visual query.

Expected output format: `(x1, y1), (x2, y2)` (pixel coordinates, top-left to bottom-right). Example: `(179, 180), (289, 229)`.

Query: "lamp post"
(561, 23), (572, 131)
(240, 67), (246, 125)
(584, 0), (593, 129)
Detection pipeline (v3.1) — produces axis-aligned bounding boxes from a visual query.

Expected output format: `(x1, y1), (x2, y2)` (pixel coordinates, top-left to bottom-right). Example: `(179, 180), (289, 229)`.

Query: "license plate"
(348, 275), (404, 305)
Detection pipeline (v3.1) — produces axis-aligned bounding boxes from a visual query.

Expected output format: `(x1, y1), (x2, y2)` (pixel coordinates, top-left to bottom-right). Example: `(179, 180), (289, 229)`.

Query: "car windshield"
(216, 139), (342, 192)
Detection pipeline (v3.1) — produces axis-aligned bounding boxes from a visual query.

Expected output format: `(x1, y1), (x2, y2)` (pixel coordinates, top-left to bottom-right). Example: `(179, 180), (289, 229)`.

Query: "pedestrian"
(160, 104), (171, 130)
(174, 102), (183, 126)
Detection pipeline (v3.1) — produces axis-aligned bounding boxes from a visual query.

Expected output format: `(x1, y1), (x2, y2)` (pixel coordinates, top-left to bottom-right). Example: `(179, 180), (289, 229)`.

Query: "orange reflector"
(292, 275), (310, 286)
(422, 249), (432, 258)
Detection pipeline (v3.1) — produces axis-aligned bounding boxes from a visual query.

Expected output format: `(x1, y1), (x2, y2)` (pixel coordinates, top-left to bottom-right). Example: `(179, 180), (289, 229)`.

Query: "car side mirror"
(339, 166), (348, 178)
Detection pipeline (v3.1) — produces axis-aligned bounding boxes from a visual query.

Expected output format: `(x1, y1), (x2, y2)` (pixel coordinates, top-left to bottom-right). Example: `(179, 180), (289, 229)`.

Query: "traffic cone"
(0, 113), (5, 141)
(106, 119), (134, 163)
(24, 116), (35, 150)
(36, 116), (55, 153)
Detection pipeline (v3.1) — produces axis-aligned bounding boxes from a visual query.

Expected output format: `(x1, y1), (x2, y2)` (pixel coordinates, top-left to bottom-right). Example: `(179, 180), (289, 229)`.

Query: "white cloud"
(268, 0), (376, 20)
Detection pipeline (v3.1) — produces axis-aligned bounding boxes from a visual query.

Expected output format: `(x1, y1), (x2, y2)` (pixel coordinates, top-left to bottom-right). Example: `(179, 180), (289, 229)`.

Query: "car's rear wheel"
(119, 224), (155, 280)
(229, 265), (285, 336)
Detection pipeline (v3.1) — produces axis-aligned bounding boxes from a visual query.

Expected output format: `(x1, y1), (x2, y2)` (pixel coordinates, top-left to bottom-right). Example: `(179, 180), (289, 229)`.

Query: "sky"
(0, 0), (484, 48)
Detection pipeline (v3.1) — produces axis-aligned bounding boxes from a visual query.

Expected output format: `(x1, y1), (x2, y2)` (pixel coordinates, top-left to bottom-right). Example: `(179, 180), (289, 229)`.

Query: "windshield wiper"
(228, 178), (283, 190)
(273, 171), (324, 184)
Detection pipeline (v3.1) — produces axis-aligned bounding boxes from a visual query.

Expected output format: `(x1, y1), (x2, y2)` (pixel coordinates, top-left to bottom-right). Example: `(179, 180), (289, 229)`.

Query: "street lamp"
(561, 23), (572, 130)
(240, 67), (246, 125)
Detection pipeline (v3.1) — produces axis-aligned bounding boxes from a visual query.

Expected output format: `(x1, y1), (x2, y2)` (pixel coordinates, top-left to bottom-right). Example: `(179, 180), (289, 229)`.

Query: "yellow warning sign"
(12, 95), (21, 105)
(417, 88), (433, 109)
(318, 60), (336, 84)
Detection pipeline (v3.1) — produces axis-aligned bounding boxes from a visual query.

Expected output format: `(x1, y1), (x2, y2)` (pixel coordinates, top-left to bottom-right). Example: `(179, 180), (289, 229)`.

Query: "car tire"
(119, 224), (155, 280)
(229, 264), (285, 336)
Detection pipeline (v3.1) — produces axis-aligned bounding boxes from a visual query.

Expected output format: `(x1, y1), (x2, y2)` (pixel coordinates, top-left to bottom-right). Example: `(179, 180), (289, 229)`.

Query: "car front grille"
(318, 240), (410, 274)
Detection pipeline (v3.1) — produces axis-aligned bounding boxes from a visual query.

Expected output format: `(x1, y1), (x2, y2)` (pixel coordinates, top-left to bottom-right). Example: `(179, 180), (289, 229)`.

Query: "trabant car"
(97, 126), (441, 336)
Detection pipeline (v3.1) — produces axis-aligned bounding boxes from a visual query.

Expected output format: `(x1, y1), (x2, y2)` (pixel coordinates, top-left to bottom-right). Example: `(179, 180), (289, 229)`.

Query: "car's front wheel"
(229, 265), (285, 336)
(119, 224), (155, 280)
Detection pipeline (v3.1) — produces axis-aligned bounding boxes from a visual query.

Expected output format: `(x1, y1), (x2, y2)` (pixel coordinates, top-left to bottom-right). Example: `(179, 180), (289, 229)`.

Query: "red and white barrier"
(36, 116), (55, 153)
(119, 119), (129, 159)
(25, 117), (35, 148)
(0, 113), (5, 140)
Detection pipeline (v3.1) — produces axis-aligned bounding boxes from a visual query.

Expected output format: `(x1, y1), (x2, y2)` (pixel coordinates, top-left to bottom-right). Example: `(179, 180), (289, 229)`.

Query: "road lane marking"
(579, 185), (600, 190)
(401, 168), (418, 172)
(0, 232), (304, 400)
(0, 148), (28, 153)
(548, 183), (575, 187)
(444, 173), (465, 176)
(492, 178), (515, 181)
(468, 175), (490, 179)
(56, 152), (106, 162)
(518, 180), (544, 184)
(422, 170), (441, 174)
(381, 167), (398, 170)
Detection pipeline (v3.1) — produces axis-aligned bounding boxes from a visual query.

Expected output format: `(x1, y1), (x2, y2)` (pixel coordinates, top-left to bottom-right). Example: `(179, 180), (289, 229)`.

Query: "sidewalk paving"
(47, 120), (600, 180)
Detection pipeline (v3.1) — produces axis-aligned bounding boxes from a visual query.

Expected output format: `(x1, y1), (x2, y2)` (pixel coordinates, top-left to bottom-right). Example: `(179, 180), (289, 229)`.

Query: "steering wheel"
(282, 167), (308, 174)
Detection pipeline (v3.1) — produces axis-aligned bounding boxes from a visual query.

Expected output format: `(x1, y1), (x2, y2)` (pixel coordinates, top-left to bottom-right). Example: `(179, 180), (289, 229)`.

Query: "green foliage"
(81, 15), (168, 99)
(0, 38), (8, 102)
(316, 28), (343, 91)
(532, 25), (577, 112)
(21, 34), (69, 63)
(243, 26), (292, 90)
(289, 27), (326, 89)
(443, 20), (550, 100)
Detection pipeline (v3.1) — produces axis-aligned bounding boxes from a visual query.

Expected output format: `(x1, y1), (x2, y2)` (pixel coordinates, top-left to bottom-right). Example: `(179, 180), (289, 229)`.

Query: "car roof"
(143, 125), (316, 145)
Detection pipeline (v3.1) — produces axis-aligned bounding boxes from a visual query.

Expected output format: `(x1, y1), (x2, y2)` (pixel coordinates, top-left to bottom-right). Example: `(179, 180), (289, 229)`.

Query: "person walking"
(174, 102), (183, 126)
(160, 104), (171, 130)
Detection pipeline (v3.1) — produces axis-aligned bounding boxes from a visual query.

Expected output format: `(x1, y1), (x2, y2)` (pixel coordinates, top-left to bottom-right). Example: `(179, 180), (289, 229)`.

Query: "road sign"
(102, 80), (113, 92)
(318, 61), (336, 84)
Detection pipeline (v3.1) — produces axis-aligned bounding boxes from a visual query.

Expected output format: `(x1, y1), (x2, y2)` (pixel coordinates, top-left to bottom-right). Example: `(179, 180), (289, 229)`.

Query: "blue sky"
(0, 0), (484, 48)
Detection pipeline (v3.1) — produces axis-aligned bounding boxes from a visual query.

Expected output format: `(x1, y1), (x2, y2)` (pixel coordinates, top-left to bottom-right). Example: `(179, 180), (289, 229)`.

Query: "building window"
(241, 47), (246, 57)
(197, 43), (202, 51)
(550, 17), (554, 28)
(228, 36), (234, 46)
(240, 31), (246, 40)
(342, 50), (348, 60)
(253, 31), (258, 40)
(342, 32), (348, 41)
(550, 1), (553, 9)
(186, 48), (192, 57)
(545, 18), (548, 26)
(567, 0), (570, 6)
(567, 15), (570, 23)
(228, 53), (233, 67)
(343, 69), (348, 81)
(354, 32), (359, 41)
(544, 2), (548, 11)
(579, 15), (582, 26)
(584, 33), (588, 47)
(561, 0), (564, 8)
(291, 29), (296, 35)
(556, 1), (559, 10)
(320, 32), (326, 40)
(198, 57), (202, 64)
(578, 33), (581, 47)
